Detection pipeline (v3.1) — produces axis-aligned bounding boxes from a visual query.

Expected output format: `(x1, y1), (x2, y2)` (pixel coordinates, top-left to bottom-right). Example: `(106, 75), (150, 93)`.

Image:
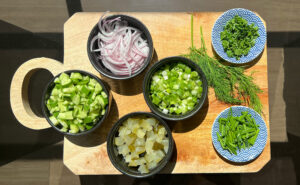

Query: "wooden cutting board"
(10, 12), (270, 174)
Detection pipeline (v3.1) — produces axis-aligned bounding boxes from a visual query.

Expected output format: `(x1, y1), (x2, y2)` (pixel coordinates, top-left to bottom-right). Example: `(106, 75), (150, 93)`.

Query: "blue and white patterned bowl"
(211, 106), (267, 163)
(212, 8), (267, 64)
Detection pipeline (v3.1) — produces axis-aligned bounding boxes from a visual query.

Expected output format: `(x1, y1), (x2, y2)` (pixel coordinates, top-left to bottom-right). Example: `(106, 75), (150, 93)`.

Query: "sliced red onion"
(90, 13), (149, 76)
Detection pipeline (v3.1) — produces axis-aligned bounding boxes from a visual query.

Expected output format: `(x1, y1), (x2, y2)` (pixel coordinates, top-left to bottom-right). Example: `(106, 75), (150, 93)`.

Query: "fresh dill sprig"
(184, 15), (263, 114)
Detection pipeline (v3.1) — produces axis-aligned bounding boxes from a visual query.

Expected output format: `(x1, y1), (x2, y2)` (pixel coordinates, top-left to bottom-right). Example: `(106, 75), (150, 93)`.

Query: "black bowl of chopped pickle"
(107, 112), (174, 178)
(42, 70), (110, 135)
(143, 56), (208, 121)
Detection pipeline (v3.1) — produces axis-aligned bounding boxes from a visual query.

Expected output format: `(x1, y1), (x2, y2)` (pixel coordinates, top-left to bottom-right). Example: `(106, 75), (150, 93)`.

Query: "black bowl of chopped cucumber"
(107, 112), (174, 178)
(42, 70), (110, 135)
(143, 56), (208, 121)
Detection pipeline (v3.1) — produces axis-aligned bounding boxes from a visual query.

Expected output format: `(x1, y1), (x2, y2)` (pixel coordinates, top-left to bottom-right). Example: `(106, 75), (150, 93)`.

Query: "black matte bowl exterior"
(87, 14), (154, 80)
(143, 56), (208, 121)
(41, 70), (111, 136)
(107, 112), (174, 178)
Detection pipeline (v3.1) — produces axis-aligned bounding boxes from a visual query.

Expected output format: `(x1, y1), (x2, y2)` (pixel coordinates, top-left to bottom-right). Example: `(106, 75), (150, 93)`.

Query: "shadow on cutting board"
(168, 96), (209, 133)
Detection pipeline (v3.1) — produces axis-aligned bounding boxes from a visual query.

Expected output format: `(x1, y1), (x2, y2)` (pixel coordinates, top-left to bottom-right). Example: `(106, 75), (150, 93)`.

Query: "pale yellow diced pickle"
(114, 137), (124, 146)
(124, 135), (135, 145)
(117, 145), (130, 156)
(141, 120), (153, 131)
(162, 139), (169, 153)
(134, 138), (145, 146)
(147, 161), (158, 170)
(138, 164), (149, 174)
(136, 128), (146, 138)
(128, 159), (138, 167)
(114, 116), (169, 174)
(158, 127), (167, 136)
(145, 118), (157, 126)
(135, 146), (146, 155)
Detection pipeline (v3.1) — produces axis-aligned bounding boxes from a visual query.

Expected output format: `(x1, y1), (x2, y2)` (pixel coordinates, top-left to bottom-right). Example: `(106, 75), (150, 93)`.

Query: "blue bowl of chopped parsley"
(212, 8), (267, 64)
(211, 106), (268, 163)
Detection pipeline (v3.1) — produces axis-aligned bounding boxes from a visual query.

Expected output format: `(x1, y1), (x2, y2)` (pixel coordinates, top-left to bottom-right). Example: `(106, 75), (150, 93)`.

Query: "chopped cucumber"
(46, 72), (108, 133)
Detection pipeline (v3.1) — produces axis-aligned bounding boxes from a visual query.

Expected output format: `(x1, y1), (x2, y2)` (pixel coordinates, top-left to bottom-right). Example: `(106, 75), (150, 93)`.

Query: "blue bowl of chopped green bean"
(42, 70), (110, 136)
(212, 106), (268, 163)
(212, 8), (266, 64)
(143, 56), (208, 121)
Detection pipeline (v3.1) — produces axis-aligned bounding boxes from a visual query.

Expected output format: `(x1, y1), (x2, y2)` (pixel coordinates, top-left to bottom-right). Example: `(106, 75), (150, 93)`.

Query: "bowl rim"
(211, 8), (267, 64)
(142, 56), (208, 121)
(106, 111), (174, 178)
(87, 14), (154, 80)
(41, 70), (110, 136)
(211, 105), (268, 163)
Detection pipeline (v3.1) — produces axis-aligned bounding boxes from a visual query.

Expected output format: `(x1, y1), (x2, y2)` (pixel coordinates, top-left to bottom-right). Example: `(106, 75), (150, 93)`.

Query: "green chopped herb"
(46, 72), (108, 133)
(220, 15), (260, 60)
(149, 63), (203, 115)
(217, 108), (260, 155)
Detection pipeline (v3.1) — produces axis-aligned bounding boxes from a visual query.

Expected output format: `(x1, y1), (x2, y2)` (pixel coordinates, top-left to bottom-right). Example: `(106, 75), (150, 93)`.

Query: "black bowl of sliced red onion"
(87, 13), (154, 80)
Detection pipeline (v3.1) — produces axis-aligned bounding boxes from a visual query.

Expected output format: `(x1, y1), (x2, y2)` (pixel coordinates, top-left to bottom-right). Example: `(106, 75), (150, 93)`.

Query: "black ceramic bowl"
(143, 56), (208, 121)
(107, 112), (174, 178)
(87, 14), (154, 80)
(41, 70), (110, 136)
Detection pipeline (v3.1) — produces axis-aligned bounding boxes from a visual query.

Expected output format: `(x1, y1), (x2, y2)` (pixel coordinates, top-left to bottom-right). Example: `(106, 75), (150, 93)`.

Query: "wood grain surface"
(10, 12), (270, 174)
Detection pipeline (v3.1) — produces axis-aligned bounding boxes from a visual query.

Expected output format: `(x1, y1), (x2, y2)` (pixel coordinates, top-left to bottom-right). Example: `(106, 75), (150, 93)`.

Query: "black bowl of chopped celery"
(42, 70), (110, 135)
(143, 56), (208, 121)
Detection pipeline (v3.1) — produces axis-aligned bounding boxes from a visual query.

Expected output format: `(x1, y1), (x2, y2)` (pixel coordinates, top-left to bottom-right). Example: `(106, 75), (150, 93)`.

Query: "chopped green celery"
(101, 91), (108, 98)
(95, 95), (107, 107)
(77, 110), (87, 119)
(78, 76), (90, 85)
(69, 124), (79, 133)
(57, 111), (73, 120)
(72, 94), (80, 105)
(58, 102), (68, 112)
(80, 85), (90, 97)
(83, 116), (93, 124)
(54, 78), (61, 84)
(51, 88), (60, 96)
(62, 86), (76, 94)
(94, 83), (103, 93)
(49, 116), (59, 126)
(78, 125), (85, 132)
(59, 73), (72, 86)
(45, 72), (108, 133)
(88, 78), (97, 87)
(70, 72), (82, 80)
(58, 119), (68, 128)
(60, 127), (68, 132)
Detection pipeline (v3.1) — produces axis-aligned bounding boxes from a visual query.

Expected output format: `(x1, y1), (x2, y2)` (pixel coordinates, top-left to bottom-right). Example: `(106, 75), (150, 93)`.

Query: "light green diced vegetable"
(69, 124), (79, 133)
(70, 72), (82, 80)
(57, 111), (73, 120)
(46, 72), (108, 133)
(49, 116), (59, 126)
(59, 73), (72, 86)
(94, 83), (102, 93)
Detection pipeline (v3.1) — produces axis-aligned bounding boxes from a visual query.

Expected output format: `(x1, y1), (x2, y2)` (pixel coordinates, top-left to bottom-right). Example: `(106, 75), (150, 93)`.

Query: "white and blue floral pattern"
(211, 106), (268, 163)
(212, 8), (267, 64)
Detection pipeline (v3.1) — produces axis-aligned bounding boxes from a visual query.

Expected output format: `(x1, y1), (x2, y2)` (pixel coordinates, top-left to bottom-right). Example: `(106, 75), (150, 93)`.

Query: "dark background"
(0, 0), (299, 184)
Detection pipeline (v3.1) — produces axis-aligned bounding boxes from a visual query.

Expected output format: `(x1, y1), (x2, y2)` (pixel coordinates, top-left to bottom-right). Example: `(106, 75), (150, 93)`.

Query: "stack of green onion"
(46, 72), (108, 134)
(217, 108), (260, 155)
(149, 63), (203, 115)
